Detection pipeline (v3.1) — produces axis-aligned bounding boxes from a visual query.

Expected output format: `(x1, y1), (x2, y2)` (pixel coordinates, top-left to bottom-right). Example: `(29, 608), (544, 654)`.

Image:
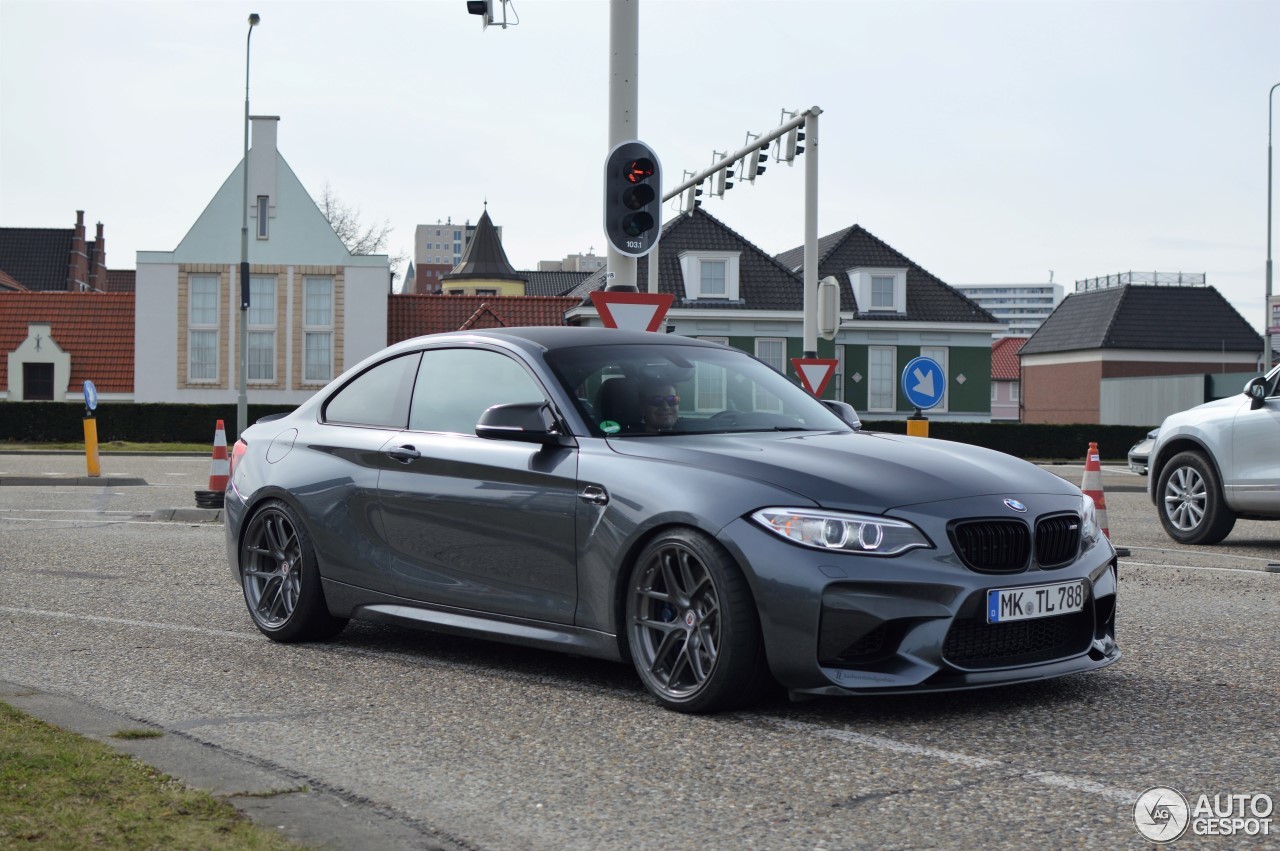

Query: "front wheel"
(1156, 451), (1236, 545)
(239, 499), (348, 642)
(625, 529), (770, 713)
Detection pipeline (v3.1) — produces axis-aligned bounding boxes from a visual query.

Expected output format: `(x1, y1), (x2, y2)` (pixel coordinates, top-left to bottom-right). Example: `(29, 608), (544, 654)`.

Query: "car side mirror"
(1245, 377), (1268, 410)
(821, 399), (862, 430)
(476, 402), (565, 445)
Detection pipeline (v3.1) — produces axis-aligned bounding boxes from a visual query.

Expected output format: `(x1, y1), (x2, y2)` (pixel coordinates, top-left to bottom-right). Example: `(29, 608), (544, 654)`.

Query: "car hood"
(1160, 394), (1246, 429)
(606, 430), (1078, 512)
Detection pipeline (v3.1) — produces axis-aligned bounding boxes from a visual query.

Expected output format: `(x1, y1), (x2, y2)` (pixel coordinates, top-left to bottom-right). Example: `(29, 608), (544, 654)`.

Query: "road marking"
(1121, 545), (1278, 564)
(0, 607), (250, 641)
(1118, 561), (1272, 576)
(767, 718), (1140, 804)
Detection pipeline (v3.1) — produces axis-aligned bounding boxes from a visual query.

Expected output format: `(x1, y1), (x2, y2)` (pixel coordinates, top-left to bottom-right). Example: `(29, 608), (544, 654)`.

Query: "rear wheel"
(625, 529), (770, 713)
(1156, 451), (1236, 545)
(239, 499), (347, 641)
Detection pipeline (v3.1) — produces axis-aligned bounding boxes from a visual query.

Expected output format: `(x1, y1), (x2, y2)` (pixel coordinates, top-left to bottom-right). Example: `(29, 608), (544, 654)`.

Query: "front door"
(1229, 367), (1280, 513)
(378, 346), (579, 624)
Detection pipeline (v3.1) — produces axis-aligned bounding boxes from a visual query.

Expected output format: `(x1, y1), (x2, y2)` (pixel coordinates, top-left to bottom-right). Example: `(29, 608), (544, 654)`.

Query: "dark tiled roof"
(521, 270), (591, 297)
(0, 228), (72, 291)
(105, 269), (135, 293)
(775, 225), (997, 323)
(572, 208), (804, 308)
(0, 292), (135, 392)
(1019, 285), (1262, 355)
(388, 294), (579, 343)
(991, 336), (1025, 380)
(441, 209), (524, 283)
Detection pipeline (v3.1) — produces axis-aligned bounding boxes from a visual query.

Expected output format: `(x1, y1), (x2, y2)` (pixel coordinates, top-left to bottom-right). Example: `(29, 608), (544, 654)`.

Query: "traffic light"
(603, 140), (662, 257)
(780, 126), (805, 164)
(742, 145), (768, 182)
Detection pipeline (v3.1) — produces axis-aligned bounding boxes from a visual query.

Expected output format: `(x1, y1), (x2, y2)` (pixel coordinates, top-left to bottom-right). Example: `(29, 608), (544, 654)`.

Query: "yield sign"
(791, 358), (839, 397)
(590, 291), (675, 332)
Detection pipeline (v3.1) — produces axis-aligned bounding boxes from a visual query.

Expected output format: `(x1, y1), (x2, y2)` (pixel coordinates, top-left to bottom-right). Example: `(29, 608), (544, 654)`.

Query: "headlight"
(1080, 494), (1101, 547)
(751, 508), (931, 556)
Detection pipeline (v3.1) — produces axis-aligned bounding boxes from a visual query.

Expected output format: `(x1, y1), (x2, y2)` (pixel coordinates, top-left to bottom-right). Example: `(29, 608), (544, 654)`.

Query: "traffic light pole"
(606, 0), (639, 292)
(802, 109), (819, 357)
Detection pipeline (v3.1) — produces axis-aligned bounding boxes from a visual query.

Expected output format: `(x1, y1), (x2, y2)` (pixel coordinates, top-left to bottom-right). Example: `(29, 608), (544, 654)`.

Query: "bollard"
(906, 409), (929, 438)
(83, 416), (101, 478)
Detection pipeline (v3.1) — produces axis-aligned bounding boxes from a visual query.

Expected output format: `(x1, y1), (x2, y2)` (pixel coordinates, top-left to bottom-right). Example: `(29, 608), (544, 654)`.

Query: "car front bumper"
(716, 497), (1120, 697)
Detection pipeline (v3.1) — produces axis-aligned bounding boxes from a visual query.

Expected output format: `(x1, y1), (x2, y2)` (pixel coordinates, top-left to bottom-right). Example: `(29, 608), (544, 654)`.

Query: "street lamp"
(237, 12), (260, 441)
(1267, 81), (1279, 373)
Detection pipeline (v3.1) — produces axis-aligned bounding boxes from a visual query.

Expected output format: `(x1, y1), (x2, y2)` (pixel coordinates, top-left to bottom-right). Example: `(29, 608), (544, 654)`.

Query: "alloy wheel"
(1163, 464), (1207, 532)
(630, 541), (723, 700)
(241, 507), (304, 629)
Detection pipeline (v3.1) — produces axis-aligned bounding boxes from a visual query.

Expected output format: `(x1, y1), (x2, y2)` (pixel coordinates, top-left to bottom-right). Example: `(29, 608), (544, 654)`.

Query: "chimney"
(67, 210), (88, 292)
(87, 222), (107, 291)
(248, 115), (280, 237)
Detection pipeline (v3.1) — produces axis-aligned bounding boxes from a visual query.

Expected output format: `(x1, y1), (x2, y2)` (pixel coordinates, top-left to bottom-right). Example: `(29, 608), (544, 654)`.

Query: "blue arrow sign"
(82, 380), (98, 412)
(901, 356), (944, 410)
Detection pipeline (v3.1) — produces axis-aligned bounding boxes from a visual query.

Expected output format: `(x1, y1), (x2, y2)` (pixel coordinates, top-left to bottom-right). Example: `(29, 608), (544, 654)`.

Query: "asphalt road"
(1, 452), (1277, 850)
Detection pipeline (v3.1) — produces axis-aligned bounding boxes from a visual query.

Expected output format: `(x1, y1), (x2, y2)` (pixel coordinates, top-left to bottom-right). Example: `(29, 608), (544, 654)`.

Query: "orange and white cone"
(208, 420), (230, 492)
(1080, 441), (1110, 539)
(195, 420), (229, 509)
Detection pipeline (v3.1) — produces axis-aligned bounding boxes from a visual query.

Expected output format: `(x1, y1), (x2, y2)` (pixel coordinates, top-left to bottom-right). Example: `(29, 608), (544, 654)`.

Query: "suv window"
(323, 353), (421, 427)
(408, 348), (546, 434)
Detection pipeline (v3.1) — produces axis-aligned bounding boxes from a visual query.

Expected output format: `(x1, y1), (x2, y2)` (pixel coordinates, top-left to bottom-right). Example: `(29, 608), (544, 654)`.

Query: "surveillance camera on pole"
(603, 139), (662, 258)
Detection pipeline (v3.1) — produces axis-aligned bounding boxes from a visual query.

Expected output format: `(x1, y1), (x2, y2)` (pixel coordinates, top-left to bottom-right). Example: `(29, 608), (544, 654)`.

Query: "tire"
(239, 499), (348, 642)
(625, 529), (770, 713)
(1156, 451), (1236, 545)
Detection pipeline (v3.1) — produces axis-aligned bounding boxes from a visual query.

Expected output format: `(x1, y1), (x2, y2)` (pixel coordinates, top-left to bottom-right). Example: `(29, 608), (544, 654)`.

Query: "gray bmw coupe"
(225, 327), (1119, 713)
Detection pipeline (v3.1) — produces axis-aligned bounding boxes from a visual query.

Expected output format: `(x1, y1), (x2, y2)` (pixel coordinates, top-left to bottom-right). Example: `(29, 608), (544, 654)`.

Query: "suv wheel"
(1156, 451), (1236, 545)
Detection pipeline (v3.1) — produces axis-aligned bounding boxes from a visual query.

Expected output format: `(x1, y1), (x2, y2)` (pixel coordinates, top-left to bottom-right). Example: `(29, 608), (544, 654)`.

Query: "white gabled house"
(134, 116), (389, 404)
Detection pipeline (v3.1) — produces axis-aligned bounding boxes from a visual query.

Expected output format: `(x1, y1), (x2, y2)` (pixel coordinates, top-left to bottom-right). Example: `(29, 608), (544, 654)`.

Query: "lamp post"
(1267, 81), (1279, 373)
(237, 12), (260, 441)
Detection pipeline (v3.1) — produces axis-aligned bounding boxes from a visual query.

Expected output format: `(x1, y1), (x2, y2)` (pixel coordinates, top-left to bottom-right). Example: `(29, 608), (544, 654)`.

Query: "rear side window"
(323, 353), (421, 427)
(409, 348), (546, 434)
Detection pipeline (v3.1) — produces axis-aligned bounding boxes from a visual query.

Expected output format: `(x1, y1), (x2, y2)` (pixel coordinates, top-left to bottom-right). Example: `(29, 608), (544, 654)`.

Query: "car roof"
(397, 326), (724, 353)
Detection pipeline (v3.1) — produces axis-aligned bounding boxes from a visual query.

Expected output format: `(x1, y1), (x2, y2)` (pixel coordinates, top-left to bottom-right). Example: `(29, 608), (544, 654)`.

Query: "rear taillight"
(230, 439), (248, 477)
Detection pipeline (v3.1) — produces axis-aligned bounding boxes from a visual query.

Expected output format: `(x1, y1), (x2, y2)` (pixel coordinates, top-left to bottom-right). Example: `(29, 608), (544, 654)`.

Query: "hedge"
(0, 402), (1154, 459)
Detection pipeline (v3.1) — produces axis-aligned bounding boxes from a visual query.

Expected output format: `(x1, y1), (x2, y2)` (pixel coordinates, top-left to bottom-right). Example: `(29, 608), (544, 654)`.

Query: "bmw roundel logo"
(1003, 499), (1027, 513)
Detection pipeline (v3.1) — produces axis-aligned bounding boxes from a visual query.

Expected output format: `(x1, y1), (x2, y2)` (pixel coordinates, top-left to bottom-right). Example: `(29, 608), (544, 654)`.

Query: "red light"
(624, 157), (655, 184)
(230, 439), (248, 478)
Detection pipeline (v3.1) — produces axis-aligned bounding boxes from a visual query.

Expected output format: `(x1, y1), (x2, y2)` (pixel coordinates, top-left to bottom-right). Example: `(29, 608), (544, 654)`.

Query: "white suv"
(1148, 364), (1280, 544)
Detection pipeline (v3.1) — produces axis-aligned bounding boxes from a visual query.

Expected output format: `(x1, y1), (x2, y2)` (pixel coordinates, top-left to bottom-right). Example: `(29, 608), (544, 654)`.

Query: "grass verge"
(0, 701), (305, 850)
(0, 441), (210, 453)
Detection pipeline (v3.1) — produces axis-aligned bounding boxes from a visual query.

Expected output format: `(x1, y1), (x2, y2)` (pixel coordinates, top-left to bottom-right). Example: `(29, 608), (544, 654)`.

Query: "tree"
(317, 181), (408, 281)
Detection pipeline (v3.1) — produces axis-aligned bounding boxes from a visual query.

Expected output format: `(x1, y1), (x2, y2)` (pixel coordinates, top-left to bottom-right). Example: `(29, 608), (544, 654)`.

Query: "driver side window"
(409, 348), (547, 434)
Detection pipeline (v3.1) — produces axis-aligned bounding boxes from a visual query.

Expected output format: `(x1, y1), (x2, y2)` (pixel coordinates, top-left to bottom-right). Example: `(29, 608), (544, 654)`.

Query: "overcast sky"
(1, 0), (1276, 328)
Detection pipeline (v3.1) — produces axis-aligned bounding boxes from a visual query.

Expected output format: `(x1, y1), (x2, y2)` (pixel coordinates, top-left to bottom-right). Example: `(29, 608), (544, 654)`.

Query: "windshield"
(544, 342), (852, 437)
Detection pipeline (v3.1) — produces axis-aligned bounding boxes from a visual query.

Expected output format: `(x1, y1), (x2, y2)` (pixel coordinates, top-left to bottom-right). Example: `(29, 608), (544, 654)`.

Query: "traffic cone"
(194, 420), (229, 509)
(1080, 441), (1110, 539)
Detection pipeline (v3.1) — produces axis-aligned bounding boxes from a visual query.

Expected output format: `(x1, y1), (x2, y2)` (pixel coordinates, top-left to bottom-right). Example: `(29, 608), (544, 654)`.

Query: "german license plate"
(987, 580), (1087, 624)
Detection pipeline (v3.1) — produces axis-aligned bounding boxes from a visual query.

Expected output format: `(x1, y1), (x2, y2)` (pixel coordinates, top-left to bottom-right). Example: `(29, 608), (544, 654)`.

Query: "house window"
(256, 196), (269, 239)
(188, 274), (219, 382)
(920, 346), (948, 412)
(303, 276), (333, 383)
(868, 346), (896, 412)
(1011, 382), (1020, 402)
(848, 267), (907, 314)
(678, 251), (741, 300)
(834, 345), (845, 400)
(476, 288), (498, 296)
(991, 382), (999, 403)
(871, 276), (895, 309)
(248, 275), (276, 381)
(694, 337), (728, 411)
(701, 261), (727, 296)
(23, 363), (54, 400)
(754, 338), (786, 411)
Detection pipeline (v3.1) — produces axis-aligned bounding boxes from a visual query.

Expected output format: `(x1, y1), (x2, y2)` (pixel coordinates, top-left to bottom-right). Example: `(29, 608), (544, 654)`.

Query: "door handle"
(579, 485), (609, 506)
(385, 445), (421, 463)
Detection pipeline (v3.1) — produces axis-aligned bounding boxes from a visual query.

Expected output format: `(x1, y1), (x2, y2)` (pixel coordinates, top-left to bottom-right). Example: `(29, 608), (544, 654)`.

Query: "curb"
(0, 680), (459, 851)
(0, 476), (148, 487)
(151, 508), (224, 523)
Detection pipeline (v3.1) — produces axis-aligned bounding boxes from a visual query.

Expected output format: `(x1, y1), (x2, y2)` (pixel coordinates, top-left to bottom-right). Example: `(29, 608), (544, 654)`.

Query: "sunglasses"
(645, 395), (680, 407)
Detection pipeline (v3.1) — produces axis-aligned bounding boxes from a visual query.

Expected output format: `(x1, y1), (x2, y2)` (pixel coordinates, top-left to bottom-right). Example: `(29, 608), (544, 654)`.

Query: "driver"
(640, 380), (681, 432)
